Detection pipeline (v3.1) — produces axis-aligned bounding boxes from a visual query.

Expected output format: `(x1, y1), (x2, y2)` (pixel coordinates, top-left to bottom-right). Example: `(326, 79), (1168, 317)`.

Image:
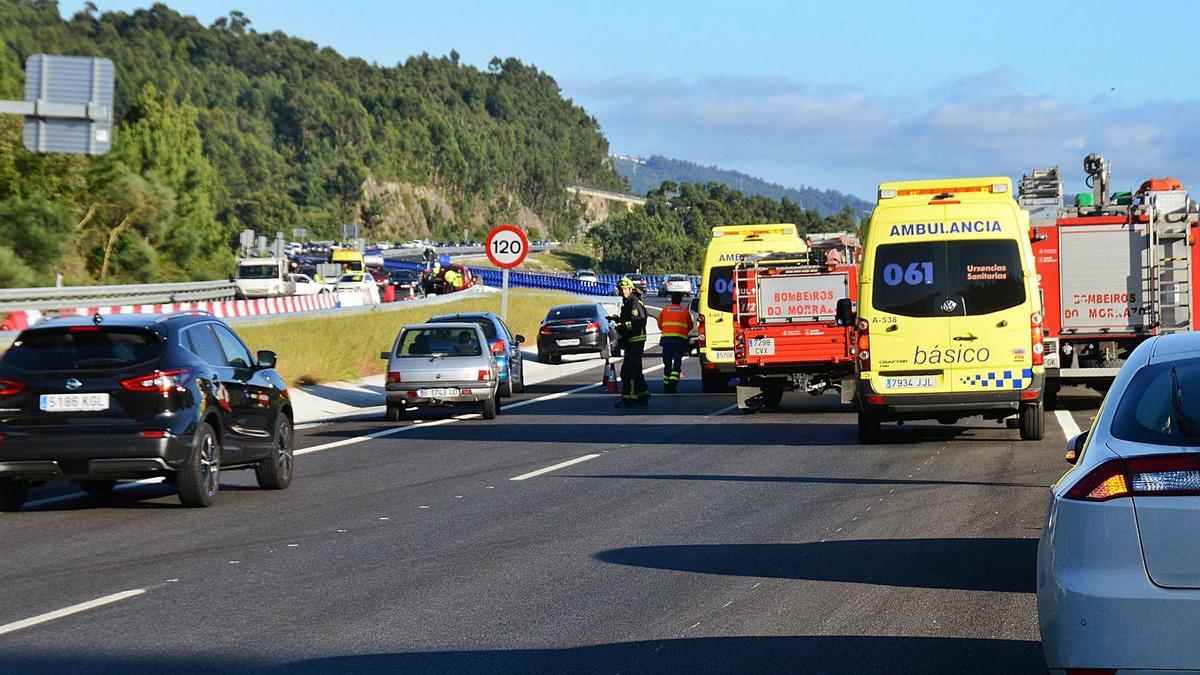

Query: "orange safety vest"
(657, 303), (693, 339)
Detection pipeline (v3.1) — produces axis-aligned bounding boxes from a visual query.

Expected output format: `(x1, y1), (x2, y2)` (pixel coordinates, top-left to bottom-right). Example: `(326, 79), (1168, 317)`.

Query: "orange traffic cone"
(603, 361), (619, 393)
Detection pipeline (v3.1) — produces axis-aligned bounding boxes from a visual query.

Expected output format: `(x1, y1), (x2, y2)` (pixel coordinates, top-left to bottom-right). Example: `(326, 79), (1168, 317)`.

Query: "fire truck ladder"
(1146, 194), (1192, 334)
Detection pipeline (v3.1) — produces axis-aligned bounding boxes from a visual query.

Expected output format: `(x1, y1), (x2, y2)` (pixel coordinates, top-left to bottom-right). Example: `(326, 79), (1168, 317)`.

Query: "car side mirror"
(835, 298), (855, 327)
(380, 351), (391, 360)
(1065, 431), (1087, 464)
(256, 350), (277, 370)
(516, 335), (526, 344)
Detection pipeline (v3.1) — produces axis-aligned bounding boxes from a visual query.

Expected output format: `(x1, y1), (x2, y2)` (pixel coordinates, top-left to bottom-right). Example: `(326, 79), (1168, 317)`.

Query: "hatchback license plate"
(557, 338), (581, 347)
(749, 338), (775, 356)
(883, 377), (937, 390)
(417, 388), (460, 398)
(40, 393), (110, 412)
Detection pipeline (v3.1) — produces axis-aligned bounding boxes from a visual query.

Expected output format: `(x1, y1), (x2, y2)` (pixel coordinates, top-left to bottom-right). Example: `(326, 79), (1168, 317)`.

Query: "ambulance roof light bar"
(879, 182), (1009, 200)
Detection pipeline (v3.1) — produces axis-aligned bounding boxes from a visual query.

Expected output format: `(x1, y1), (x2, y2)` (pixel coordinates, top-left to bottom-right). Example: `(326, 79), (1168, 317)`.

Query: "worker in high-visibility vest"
(443, 267), (463, 292)
(656, 291), (694, 393)
(611, 276), (649, 407)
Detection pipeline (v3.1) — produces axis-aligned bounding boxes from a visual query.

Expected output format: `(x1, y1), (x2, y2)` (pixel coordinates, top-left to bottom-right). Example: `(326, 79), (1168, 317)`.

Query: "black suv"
(0, 313), (293, 510)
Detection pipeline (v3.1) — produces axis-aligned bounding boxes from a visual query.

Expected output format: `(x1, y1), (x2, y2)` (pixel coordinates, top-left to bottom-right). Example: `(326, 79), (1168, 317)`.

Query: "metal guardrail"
(0, 280), (237, 312)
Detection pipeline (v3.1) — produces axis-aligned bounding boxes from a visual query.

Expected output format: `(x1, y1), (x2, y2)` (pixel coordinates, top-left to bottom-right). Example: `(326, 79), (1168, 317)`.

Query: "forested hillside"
(614, 155), (871, 215)
(589, 181), (863, 274)
(0, 1), (623, 286)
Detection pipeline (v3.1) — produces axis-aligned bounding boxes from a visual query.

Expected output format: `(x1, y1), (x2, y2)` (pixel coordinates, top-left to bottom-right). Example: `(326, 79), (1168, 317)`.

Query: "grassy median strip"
(237, 290), (599, 386)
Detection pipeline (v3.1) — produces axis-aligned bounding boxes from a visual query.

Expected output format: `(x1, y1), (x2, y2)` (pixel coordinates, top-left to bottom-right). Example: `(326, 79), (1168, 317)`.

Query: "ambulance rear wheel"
(1019, 402), (1044, 441)
(701, 368), (724, 393)
(858, 408), (883, 444)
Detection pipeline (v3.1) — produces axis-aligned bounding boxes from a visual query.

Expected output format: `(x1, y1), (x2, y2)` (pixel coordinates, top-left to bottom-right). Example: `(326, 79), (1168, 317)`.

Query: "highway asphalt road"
(0, 346), (1097, 674)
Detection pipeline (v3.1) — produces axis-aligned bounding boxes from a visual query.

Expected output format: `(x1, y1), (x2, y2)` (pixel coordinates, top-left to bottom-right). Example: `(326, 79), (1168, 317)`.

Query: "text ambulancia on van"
(852, 177), (1045, 443)
(698, 224), (806, 392)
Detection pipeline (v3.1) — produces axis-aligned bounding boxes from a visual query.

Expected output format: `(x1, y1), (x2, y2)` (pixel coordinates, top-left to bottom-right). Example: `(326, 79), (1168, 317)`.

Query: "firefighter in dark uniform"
(612, 276), (650, 407)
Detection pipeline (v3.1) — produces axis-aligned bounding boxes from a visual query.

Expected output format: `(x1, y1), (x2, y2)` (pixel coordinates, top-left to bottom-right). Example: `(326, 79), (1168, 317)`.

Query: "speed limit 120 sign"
(485, 224), (529, 269)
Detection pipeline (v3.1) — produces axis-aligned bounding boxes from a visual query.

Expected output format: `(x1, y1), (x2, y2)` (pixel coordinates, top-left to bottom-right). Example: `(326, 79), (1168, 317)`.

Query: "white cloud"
(566, 69), (1200, 199)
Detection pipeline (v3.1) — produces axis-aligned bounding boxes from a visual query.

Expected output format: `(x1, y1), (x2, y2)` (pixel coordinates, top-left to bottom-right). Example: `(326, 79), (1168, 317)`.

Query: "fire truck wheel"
(763, 387), (784, 408)
(1019, 402), (1045, 441)
(857, 408), (883, 444)
(1044, 385), (1060, 411)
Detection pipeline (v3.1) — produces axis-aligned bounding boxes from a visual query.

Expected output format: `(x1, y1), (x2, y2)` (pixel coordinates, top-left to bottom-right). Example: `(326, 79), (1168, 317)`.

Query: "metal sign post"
(0, 55), (115, 156)
(485, 224), (530, 322)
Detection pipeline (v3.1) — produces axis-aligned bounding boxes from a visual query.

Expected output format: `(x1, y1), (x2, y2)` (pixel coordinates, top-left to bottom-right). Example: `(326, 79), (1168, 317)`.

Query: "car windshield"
(1112, 358), (1200, 446)
(237, 264), (278, 279)
(871, 240), (1025, 317)
(545, 305), (597, 321)
(4, 327), (162, 371)
(338, 274), (362, 283)
(395, 327), (482, 357)
(430, 316), (497, 340)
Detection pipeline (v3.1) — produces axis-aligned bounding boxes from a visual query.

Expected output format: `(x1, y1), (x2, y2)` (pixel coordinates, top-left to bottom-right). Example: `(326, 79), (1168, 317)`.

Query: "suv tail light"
(0, 378), (27, 396)
(120, 368), (193, 393)
(856, 319), (871, 371)
(1031, 312), (1044, 366)
(491, 340), (506, 354)
(1065, 454), (1200, 502)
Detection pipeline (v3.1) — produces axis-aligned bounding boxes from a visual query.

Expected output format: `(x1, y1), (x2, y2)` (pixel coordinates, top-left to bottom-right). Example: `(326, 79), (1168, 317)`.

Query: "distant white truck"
(234, 257), (295, 299)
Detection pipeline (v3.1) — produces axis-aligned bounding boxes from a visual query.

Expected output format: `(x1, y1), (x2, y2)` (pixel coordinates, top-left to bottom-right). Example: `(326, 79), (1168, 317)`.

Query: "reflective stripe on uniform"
(658, 305), (692, 339)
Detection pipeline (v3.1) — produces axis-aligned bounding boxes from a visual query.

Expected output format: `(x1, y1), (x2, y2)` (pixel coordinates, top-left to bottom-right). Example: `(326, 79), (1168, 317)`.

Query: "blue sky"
(65, 1), (1200, 200)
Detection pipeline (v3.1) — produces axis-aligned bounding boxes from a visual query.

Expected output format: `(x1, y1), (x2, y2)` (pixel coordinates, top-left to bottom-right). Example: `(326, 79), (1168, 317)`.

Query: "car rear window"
(1112, 358), (1200, 446)
(871, 240), (1025, 317)
(545, 305), (597, 321)
(395, 327), (482, 357)
(237, 264), (278, 279)
(4, 327), (162, 371)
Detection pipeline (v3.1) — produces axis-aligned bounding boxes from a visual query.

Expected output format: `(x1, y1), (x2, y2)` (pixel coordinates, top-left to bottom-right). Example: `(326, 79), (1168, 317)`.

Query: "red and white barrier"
(1, 293), (338, 331)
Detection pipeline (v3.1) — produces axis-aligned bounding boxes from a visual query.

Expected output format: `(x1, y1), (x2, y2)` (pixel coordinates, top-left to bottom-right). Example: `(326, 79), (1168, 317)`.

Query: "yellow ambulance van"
(698, 224), (806, 392)
(853, 177), (1045, 442)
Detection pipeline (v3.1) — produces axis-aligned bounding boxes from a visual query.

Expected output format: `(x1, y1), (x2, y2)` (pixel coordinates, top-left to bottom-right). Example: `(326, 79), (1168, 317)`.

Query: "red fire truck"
(1018, 153), (1200, 408)
(732, 252), (859, 411)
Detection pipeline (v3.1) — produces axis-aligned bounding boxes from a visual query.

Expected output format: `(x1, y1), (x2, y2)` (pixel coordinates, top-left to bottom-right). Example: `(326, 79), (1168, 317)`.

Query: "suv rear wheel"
(0, 479), (27, 512)
(178, 423), (220, 507)
(256, 414), (294, 490)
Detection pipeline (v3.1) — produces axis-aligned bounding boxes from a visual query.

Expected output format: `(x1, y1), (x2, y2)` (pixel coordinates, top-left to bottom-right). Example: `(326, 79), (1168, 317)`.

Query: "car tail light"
(540, 325), (552, 335)
(0, 378), (27, 396)
(1031, 312), (1044, 366)
(1064, 454), (1200, 502)
(491, 340), (506, 354)
(120, 368), (193, 393)
(698, 313), (707, 348)
(139, 431), (171, 438)
(387, 371), (402, 383)
(478, 370), (489, 381)
(856, 321), (871, 371)
(585, 321), (600, 333)
(68, 326), (101, 332)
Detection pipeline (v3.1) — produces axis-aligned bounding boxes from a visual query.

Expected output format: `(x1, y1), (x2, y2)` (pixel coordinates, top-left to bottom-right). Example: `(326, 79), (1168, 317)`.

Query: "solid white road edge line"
(510, 454), (601, 481)
(1054, 409), (1082, 441)
(0, 589), (145, 637)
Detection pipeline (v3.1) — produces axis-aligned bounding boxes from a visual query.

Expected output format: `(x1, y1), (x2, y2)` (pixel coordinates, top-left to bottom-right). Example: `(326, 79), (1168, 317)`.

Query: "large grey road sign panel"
(22, 55), (114, 155)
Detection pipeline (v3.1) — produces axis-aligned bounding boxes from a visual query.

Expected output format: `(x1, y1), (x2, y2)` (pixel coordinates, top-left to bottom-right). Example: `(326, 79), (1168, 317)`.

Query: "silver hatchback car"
(381, 322), (500, 421)
(1038, 332), (1200, 671)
